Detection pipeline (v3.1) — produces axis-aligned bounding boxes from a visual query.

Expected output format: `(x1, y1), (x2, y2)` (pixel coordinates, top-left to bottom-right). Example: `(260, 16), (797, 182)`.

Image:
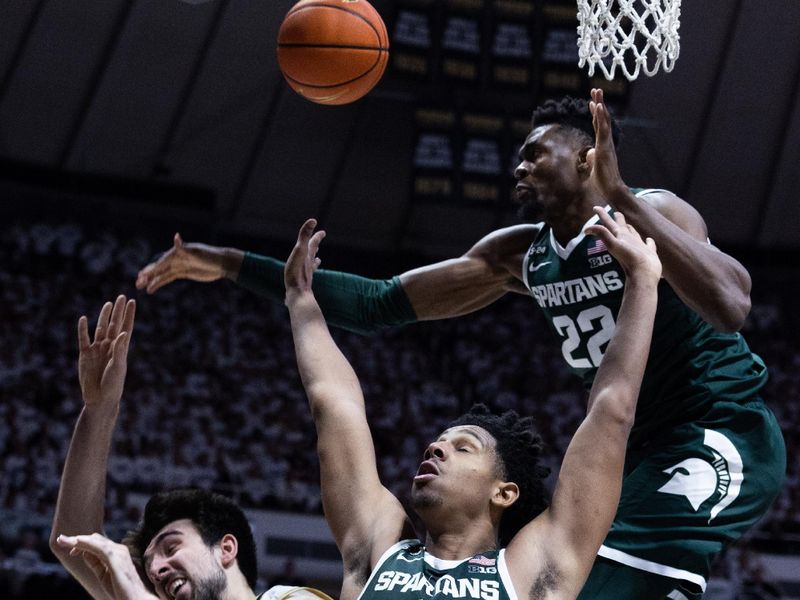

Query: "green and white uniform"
(522, 192), (786, 597)
(358, 540), (516, 600)
(237, 190), (785, 598)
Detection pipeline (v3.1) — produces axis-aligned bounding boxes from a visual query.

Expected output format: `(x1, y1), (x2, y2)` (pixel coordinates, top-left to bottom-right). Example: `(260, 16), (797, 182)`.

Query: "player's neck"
(423, 522), (497, 560)
(223, 572), (256, 600)
(548, 188), (608, 244)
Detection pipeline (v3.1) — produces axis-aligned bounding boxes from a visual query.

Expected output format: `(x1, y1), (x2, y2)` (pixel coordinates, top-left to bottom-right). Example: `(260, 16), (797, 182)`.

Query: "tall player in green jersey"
(285, 213), (662, 600)
(137, 89), (786, 598)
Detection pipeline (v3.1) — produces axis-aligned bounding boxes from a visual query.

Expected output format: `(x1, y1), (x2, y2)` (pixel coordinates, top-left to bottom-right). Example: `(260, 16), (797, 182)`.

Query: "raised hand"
(284, 219), (325, 300)
(77, 295), (135, 409)
(588, 88), (627, 197)
(135, 233), (232, 294)
(586, 208), (662, 283)
(57, 534), (158, 600)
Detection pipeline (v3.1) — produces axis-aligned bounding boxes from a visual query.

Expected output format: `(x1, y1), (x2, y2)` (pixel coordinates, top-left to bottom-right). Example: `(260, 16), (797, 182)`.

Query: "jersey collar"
(549, 205), (612, 260)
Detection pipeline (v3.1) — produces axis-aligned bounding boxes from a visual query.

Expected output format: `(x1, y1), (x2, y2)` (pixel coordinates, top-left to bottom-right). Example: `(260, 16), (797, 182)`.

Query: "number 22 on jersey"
(552, 305), (616, 369)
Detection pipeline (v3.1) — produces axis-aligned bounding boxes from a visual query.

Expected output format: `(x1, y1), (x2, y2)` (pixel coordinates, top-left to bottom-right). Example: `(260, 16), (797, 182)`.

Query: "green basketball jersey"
(521, 198), (768, 446)
(358, 540), (516, 600)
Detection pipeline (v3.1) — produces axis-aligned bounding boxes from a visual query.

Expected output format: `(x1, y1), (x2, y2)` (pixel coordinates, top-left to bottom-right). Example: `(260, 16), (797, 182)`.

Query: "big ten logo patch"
(467, 565), (497, 575)
(589, 254), (612, 269)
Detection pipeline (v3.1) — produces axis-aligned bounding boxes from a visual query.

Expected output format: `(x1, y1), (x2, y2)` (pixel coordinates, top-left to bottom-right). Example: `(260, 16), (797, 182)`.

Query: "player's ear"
(579, 146), (595, 176)
(219, 534), (239, 569)
(492, 481), (519, 509)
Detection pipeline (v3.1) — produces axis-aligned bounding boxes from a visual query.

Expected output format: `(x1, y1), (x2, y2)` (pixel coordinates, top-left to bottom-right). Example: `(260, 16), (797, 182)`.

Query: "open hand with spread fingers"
(135, 233), (235, 294)
(77, 295), (136, 410)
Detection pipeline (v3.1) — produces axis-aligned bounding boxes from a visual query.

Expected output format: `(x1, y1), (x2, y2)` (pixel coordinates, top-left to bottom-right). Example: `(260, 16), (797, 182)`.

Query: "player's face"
(143, 519), (227, 600)
(514, 124), (586, 222)
(411, 425), (503, 513)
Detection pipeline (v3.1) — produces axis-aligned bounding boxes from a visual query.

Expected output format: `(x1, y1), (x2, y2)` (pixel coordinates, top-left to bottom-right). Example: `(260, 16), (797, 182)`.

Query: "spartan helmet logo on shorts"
(657, 429), (744, 523)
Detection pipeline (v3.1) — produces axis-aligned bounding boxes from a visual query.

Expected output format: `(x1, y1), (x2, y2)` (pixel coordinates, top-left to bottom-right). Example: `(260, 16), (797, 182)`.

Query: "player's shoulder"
(481, 223), (542, 246)
(631, 187), (708, 238)
(632, 187), (681, 207)
(467, 223), (542, 262)
(632, 187), (700, 217)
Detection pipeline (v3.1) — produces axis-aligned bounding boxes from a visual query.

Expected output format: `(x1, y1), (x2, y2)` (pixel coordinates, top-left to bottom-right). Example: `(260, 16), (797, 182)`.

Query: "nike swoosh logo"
(529, 261), (552, 272)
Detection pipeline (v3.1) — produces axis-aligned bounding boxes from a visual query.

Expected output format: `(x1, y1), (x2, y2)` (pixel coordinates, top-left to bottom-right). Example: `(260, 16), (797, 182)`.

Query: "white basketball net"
(577, 0), (682, 81)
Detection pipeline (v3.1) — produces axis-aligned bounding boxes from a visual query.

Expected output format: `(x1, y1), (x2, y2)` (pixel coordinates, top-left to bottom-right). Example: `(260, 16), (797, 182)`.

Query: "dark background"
(1, 1), (798, 599)
(1, 0), (799, 256)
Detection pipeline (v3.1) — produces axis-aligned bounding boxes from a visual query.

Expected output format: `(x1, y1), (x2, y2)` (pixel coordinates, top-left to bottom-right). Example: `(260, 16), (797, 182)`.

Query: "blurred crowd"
(0, 220), (797, 598)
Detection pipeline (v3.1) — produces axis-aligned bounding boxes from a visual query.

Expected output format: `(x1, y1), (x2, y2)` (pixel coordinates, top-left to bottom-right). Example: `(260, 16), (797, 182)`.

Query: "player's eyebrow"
(143, 530), (182, 570)
(518, 140), (539, 161)
(439, 427), (487, 448)
(460, 429), (488, 447)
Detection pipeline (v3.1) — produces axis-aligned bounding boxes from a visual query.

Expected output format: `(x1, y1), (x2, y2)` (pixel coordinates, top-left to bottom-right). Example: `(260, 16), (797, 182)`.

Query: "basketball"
(277, 0), (389, 105)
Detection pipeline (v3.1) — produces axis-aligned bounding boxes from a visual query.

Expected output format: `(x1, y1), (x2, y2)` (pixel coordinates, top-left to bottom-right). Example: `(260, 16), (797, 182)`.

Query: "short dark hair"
(124, 489), (258, 589)
(531, 95), (621, 149)
(449, 404), (550, 547)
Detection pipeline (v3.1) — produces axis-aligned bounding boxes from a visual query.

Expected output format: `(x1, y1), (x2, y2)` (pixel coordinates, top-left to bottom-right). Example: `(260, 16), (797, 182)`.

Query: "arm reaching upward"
(506, 209), (661, 599)
(285, 220), (412, 600)
(49, 296), (136, 600)
(588, 88), (751, 332)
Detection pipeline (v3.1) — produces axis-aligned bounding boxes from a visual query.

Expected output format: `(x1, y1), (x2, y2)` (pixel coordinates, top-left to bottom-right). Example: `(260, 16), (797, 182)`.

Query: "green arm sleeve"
(236, 252), (418, 335)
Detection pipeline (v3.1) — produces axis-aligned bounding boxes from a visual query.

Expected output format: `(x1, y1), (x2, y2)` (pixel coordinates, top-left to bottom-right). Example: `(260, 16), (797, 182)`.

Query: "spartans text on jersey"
(529, 271), (623, 308)
(373, 571), (501, 600)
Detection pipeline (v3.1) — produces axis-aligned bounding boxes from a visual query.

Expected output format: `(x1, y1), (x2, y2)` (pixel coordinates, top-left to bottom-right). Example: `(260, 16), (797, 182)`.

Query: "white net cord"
(577, 0), (682, 81)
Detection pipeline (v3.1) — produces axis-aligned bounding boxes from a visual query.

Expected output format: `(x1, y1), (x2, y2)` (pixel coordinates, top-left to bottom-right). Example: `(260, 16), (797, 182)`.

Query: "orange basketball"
(277, 0), (389, 105)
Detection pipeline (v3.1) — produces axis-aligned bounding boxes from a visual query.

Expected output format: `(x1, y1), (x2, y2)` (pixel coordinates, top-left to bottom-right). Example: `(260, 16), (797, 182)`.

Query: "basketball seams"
(284, 54), (388, 104)
(281, 3), (388, 50)
(277, 0), (389, 104)
(279, 47), (385, 89)
(282, 68), (381, 93)
(279, 43), (387, 51)
(284, 56), (385, 104)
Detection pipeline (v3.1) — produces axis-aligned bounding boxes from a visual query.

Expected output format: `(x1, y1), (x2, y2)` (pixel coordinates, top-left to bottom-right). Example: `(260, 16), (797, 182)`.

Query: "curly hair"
(448, 404), (550, 547)
(531, 95), (621, 149)
(124, 489), (257, 589)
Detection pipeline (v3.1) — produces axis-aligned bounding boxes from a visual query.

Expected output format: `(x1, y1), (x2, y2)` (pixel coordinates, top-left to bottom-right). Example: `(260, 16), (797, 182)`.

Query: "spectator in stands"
(0, 219), (794, 594)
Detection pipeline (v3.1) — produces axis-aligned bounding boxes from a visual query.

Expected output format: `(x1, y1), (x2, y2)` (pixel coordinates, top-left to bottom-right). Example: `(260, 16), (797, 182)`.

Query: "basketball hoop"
(577, 0), (682, 81)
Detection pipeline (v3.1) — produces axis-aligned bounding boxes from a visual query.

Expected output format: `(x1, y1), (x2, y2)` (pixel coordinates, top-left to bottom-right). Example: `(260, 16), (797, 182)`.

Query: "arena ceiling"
(1, 0), (799, 256)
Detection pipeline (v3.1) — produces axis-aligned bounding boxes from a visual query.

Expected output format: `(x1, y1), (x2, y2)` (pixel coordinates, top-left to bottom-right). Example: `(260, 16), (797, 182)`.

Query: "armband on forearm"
(237, 253), (418, 335)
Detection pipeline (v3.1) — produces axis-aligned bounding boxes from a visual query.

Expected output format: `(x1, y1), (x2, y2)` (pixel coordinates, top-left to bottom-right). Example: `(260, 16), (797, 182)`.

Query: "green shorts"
(577, 399), (785, 599)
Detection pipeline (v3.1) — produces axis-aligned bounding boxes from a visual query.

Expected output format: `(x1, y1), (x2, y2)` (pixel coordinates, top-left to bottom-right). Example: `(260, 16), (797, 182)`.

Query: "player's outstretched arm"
(397, 223), (538, 318)
(505, 209), (661, 599)
(50, 296), (136, 600)
(285, 220), (413, 599)
(137, 224), (537, 335)
(56, 534), (158, 600)
(588, 88), (751, 332)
